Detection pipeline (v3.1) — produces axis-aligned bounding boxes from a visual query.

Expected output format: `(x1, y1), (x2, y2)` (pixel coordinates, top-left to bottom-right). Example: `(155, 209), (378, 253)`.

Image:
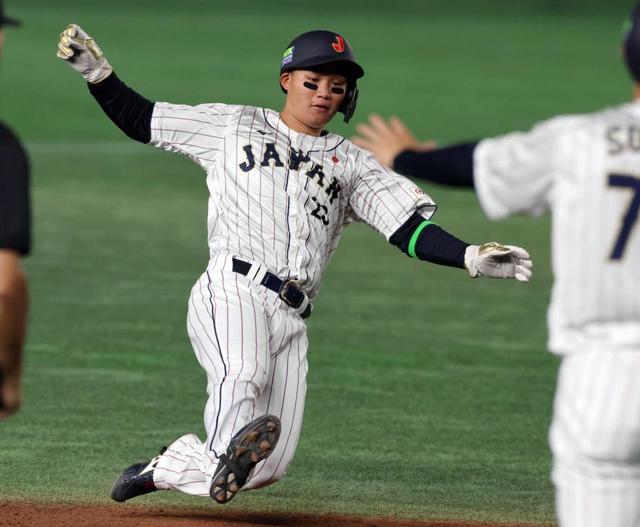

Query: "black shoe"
(210, 414), (281, 504)
(111, 448), (165, 503)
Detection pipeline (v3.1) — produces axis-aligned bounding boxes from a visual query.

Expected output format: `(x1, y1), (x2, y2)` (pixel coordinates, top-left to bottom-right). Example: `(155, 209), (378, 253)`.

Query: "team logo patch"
(281, 46), (294, 67)
(332, 35), (345, 53)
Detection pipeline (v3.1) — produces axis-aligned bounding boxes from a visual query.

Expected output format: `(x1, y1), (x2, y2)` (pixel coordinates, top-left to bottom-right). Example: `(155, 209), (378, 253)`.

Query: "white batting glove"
(464, 242), (533, 282)
(56, 24), (113, 84)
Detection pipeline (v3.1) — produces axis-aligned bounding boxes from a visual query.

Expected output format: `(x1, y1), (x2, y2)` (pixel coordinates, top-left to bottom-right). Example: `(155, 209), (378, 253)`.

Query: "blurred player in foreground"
(57, 24), (532, 505)
(0, 0), (30, 420)
(353, 6), (640, 526)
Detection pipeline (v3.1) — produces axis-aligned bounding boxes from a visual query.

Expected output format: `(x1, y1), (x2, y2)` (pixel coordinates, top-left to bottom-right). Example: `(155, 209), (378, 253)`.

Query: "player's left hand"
(352, 114), (436, 168)
(464, 242), (532, 282)
(56, 23), (113, 84)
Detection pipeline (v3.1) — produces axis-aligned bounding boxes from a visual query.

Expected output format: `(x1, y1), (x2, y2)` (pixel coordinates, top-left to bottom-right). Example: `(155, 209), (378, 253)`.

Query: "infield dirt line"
(0, 502), (552, 527)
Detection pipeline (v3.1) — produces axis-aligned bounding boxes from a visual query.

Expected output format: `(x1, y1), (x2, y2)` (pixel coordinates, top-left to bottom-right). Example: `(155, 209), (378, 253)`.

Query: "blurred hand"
(352, 114), (437, 168)
(57, 24), (113, 84)
(464, 242), (533, 282)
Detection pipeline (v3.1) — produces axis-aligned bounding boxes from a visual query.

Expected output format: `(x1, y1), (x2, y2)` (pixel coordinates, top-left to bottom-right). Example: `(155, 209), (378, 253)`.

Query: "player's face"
(280, 70), (347, 135)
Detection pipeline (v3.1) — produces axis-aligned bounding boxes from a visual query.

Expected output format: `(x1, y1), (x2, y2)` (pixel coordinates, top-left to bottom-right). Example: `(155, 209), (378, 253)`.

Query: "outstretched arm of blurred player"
(354, 112), (563, 221)
(57, 24), (155, 143)
(353, 114), (477, 187)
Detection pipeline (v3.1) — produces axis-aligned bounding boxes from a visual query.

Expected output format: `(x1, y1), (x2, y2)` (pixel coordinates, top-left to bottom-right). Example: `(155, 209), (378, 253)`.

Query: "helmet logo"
(282, 46), (295, 67)
(332, 35), (345, 53)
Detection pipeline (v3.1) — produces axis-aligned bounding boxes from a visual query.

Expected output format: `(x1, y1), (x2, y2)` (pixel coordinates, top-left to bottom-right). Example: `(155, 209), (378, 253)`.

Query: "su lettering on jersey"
(238, 141), (342, 225)
(606, 125), (640, 155)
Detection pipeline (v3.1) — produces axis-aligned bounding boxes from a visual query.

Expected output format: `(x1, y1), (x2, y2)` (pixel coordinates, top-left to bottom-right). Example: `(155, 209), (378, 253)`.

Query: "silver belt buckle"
(279, 279), (304, 309)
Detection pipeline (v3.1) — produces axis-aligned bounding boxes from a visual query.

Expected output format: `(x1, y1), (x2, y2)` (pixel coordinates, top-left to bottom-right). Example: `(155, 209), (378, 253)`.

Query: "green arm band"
(408, 220), (436, 258)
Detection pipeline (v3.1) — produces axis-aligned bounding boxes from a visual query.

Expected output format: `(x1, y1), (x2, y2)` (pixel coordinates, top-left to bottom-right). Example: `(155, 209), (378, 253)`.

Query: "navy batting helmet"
(280, 30), (365, 123)
(623, 3), (640, 82)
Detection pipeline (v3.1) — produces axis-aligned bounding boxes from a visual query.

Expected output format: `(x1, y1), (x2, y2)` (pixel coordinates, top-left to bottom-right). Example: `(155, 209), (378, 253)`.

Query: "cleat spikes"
(210, 414), (281, 504)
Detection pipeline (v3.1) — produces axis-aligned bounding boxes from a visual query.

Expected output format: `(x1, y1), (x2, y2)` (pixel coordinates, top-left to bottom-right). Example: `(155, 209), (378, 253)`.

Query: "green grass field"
(0, 0), (632, 523)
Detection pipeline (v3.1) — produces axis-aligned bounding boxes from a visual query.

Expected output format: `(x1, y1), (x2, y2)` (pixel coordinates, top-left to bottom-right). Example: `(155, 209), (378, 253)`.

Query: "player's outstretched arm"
(57, 24), (113, 84)
(353, 114), (477, 188)
(389, 212), (532, 282)
(350, 152), (532, 281)
(57, 24), (155, 143)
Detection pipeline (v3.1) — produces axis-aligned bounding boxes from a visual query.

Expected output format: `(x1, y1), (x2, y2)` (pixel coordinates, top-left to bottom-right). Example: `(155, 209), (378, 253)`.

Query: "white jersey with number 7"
(474, 102), (640, 355)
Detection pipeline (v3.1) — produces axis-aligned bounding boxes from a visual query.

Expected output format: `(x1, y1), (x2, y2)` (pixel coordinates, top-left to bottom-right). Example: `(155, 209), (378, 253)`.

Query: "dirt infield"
(0, 502), (545, 527)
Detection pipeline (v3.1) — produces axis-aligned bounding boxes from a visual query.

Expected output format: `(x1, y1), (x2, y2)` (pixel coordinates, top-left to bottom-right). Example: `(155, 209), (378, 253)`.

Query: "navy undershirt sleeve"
(389, 212), (469, 269)
(87, 73), (155, 144)
(392, 142), (478, 188)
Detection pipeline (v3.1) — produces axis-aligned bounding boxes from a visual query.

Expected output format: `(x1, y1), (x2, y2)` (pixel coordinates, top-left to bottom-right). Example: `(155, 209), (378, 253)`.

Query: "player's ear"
(280, 72), (291, 93)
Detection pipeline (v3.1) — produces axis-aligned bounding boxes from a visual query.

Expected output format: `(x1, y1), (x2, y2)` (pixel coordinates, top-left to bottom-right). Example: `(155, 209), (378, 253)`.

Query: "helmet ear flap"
(341, 83), (359, 123)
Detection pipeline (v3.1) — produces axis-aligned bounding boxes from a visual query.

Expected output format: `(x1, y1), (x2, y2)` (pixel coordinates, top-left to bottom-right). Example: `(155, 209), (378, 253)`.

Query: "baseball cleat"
(210, 414), (281, 504)
(110, 448), (165, 502)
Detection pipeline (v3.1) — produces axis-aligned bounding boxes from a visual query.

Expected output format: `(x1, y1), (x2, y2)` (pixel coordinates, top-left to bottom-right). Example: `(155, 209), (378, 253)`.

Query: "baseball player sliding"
(57, 25), (532, 505)
(353, 5), (640, 526)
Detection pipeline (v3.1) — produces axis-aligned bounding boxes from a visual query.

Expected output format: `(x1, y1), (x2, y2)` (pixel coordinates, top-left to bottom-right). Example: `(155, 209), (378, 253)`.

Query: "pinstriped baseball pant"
(550, 349), (640, 527)
(153, 255), (308, 497)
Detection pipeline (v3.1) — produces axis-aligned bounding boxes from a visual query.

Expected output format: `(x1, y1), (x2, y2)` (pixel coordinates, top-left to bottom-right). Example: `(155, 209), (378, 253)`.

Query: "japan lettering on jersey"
(474, 104), (640, 354)
(149, 103), (435, 298)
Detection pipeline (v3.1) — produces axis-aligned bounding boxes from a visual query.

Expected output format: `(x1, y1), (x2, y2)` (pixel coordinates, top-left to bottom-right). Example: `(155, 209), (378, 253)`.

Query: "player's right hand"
(56, 24), (113, 84)
(352, 114), (437, 168)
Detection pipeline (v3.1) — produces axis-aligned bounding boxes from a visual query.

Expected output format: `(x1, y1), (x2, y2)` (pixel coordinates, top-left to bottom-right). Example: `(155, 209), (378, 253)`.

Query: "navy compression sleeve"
(389, 212), (469, 269)
(87, 73), (155, 143)
(392, 142), (478, 188)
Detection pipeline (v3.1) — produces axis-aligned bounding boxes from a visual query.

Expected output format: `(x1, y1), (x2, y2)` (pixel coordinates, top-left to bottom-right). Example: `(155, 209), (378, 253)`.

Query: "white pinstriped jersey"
(150, 103), (436, 298)
(474, 102), (640, 354)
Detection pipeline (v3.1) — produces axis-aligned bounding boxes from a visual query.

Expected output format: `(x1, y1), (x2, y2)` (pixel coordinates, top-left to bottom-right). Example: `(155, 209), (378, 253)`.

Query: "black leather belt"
(231, 258), (312, 319)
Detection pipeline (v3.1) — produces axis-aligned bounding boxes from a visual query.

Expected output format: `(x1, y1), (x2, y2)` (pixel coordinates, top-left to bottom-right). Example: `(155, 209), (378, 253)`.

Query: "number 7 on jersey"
(608, 173), (640, 260)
